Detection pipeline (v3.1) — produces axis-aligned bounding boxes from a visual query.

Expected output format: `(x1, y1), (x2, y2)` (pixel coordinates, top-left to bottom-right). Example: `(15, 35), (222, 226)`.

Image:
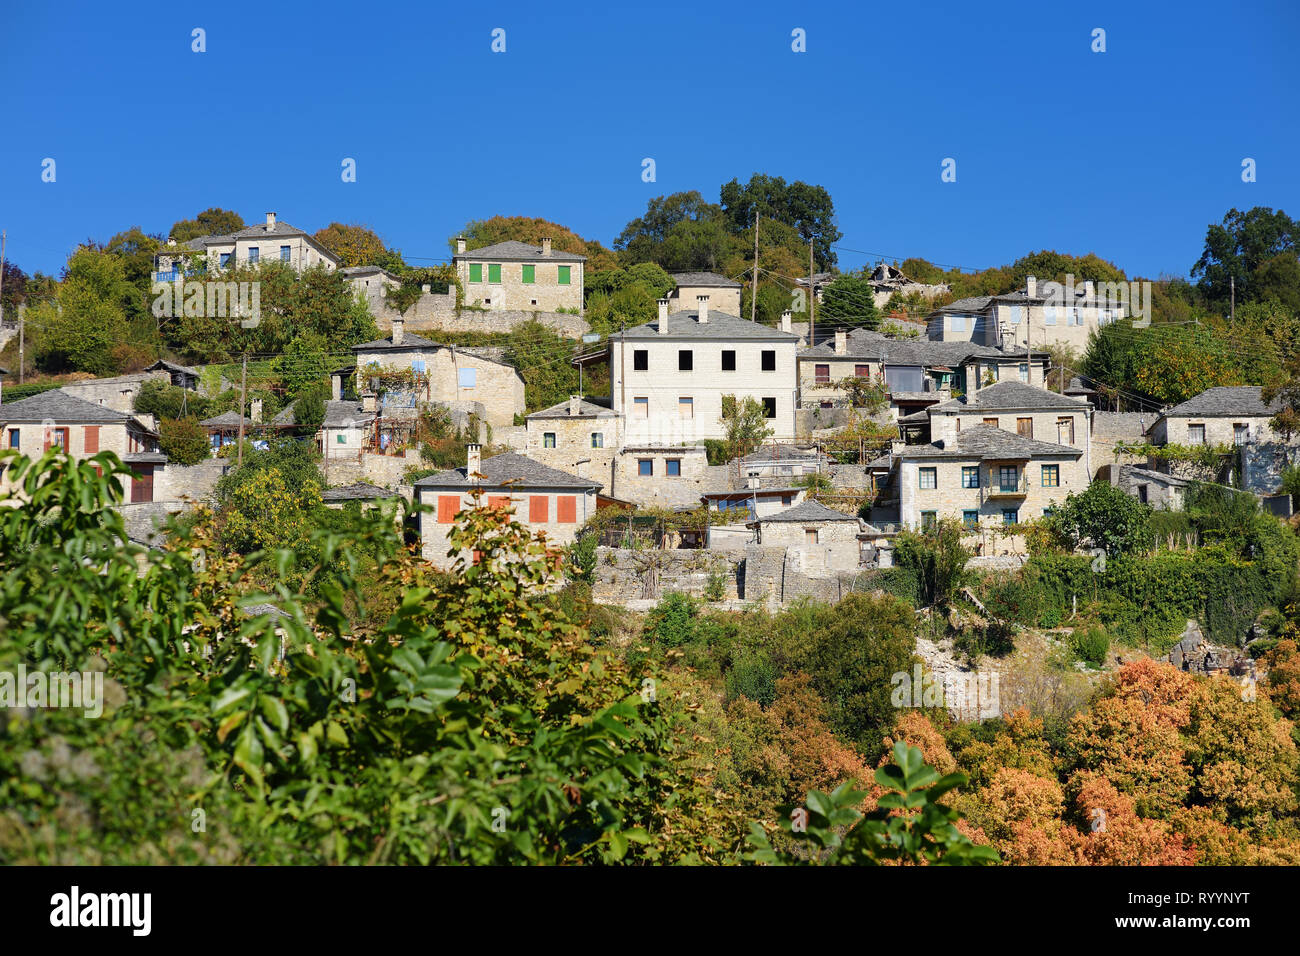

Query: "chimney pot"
(569, 395), (580, 417)
(167, 237), (176, 247)
(696, 294), (709, 324)
(467, 443), (482, 479)
(781, 310), (792, 333)
(1083, 280), (1095, 298)
(455, 237), (467, 255)
(250, 398), (264, 424)
(541, 237), (552, 257)
(1026, 275), (1037, 298)
(657, 298), (670, 333)
(391, 315), (405, 346)
(834, 330), (847, 355)
(266, 212), (276, 232)
(362, 391), (377, 413)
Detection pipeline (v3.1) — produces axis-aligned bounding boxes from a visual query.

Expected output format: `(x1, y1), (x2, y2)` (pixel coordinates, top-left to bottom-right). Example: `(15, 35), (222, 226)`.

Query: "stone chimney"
(455, 237), (466, 255)
(1083, 280), (1095, 299)
(746, 475), (760, 490)
(1026, 275), (1037, 298)
(834, 330), (847, 355)
(167, 237), (176, 247)
(780, 310), (792, 333)
(697, 294), (709, 324)
(569, 395), (581, 417)
(541, 237), (552, 257)
(964, 361), (979, 399)
(466, 443), (482, 479)
(331, 372), (343, 402)
(391, 315), (405, 346)
(250, 398), (264, 424)
(266, 212), (276, 232)
(657, 298), (670, 334)
(362, 391), (377, 413)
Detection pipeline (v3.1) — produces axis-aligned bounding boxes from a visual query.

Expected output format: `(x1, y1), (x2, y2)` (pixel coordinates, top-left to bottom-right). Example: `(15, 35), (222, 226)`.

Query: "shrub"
(724, 648), (777, 707)
(643, 592), (699, 647)
(1039, 606), (1062, 628)
(1070, 625), (1109, 666)
(704, 567), (727, 602)
(159, 417), (210, 466)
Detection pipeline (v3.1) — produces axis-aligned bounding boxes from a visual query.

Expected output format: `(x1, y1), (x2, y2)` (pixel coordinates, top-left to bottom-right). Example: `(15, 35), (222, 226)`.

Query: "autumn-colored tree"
(452, 216), (618, 271)
(312, 222), (403, 270)
(1262, 634), (1300, 719)
(1069, 773), (1196, 866)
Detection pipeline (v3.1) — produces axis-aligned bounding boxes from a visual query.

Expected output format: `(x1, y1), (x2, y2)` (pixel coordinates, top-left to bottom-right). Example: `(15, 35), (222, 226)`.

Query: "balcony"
(981, 469), (1028, 501)
(153, 269), (202, 283)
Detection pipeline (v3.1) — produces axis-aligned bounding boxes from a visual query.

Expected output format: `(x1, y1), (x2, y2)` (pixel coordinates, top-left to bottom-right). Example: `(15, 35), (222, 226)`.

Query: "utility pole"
(0, 229), (6, 327)
(808, 238), (816, 346)
(750, 212), (760, 323)
(237, 353), (248, 466)
(18, 305), (24, 385)
(1230, 275), (1235, 322)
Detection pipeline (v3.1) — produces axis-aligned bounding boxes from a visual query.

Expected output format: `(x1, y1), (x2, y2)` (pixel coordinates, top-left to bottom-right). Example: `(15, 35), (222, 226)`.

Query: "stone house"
(524, 396), (620, 486)
(702, 486), (805, 549)
(895, 425), (1087, 552)
(413, 445), (599, 567)
(0, 389), (167, 502)
(613, 445), (715, 508)
(142, 360), (201, 391)
(57, 370), (171, 417)
(342, 265), (401, 301)
(739, 443), (830, 481)
(154, 212), (340, 278)
(667, 272), (743, 316)
(453, 237), (585, 313)
(608, 297), (800, 444)
(1112, 464), (1188, 510)
(926, 276), (1125, 353)
(319, 398), (377, 469)
(865, 261), (950, 310)
(352, 317), (525, 429)
(748, 498), (860, 546)
(1147, 386), (1286, 448)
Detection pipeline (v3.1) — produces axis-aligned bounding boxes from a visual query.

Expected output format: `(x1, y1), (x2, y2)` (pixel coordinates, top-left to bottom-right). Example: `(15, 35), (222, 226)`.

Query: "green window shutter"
(488, 263), (501, 283)
(469, 263), (482, 283)
(522, 264), (535, 284)
(557, 265), (571, 285)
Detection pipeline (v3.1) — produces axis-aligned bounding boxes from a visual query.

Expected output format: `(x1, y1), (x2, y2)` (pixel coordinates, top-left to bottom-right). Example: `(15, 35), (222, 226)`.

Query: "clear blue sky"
(2, 0), (1296, 280)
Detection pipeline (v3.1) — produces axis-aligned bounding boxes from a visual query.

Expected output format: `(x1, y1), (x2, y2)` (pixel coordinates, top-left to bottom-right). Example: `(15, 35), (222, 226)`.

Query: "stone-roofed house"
(738, 443), (830, 480)
(452, 236), (585, 313)
(1148, 386), (1287, 448)
(153, 212), (341, 279)
(413, 444), (600, 566)
(865, 261), (950, 310)
(320, 481), (403, 520)
(747, 498), (859, 543)
(608, 297), (799, 443)
(341, 265), (401, 300)
(667, 271), (743, 316)
(320, 398), (377, 472)
(926, 275), (1127, 352)
(524, 395), (620, 484)
(143, 359), (201, 391)
(0, 389), (166, 502)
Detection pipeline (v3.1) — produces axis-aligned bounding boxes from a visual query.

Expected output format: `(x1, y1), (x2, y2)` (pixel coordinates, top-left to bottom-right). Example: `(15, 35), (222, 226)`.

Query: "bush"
(1070, 625), (1109, 666)
(724, 648), (777, 707)
(704, 567), (727, 602)
(983, 577), (1041, 626)
(159, 417), (210, 466)
(1039, 606), (1062, 628)
(643, 592), (699, 647)
(893, 520), (971, 607)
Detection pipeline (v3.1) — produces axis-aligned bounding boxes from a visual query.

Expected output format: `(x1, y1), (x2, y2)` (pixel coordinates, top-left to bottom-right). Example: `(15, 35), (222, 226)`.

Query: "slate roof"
(322, 482), (398, 501)
(352, 332), (442, 352)
(750, 499), (859, 524)
(1161, 386), (1280, 419)
(899, 424), (1082, 460)
(0, 389), (134, 424)
(144, 359), (200, 377)
(341, 265), (397, 279)
(1123, 465), (1189, 487)
(800, 328), (1036, 366)
(527, 397), (619, 420)
(413, 452), (601, 491)
(615, 308), (798, 341)
(740, 444), (824, 463)
(929, 381), (1089, 412)
(199, 410), (247, 428)
(171, 219), (339, 262)
(322, 400), (375, 428)
(671, 271), (743, 288)
(0, 366), (9, 375)
(455, 240), (586, 263)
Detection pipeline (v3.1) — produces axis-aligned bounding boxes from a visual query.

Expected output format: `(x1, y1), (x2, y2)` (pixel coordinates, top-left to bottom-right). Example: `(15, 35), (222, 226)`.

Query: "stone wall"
(59, 372), (169, 416)
(361, 285), (589, 340)
(157, 457), (228, 503)
(1243, 442), (1300, 496)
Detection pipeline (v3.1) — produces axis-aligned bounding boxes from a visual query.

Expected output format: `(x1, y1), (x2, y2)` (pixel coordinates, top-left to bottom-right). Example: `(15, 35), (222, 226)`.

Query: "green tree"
(1048, 480), (1153, 557)
(719, 174), (842, 270)
(893, 519), (971, 607)
(1193, 207), (1298, 306)
(168, 207), (245, 242)
(159, 418), (210, 466)
(721, 395), (774, 464)
(33, 248), (132, 375)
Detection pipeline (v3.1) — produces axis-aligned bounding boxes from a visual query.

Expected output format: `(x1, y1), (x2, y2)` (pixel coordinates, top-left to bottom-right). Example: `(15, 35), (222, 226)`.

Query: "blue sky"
(2, 0), (1296, 280)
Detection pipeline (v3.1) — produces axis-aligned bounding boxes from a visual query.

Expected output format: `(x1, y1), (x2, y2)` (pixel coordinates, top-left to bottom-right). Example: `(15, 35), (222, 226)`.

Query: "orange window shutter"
(488, 495), (509, 510)
(84, 426), (100, 453)
(437, 495), (460, 523)
(557, 495), (577, 523)
(529, 495), (548, 523)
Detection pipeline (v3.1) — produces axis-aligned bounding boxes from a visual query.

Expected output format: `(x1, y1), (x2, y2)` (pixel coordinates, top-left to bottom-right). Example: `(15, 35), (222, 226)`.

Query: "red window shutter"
(437, 495), (460, 523)
(529, 495), (548, 523)
(556, 495), (577, 523)
(488, 495), (510, 511)
(84, 426), (100, 453)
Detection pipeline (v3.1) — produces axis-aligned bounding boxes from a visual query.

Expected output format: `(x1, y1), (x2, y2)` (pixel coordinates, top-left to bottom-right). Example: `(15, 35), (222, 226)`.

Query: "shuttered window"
(529, 495), (549, 523)
(469, 263), (482, 283)
(437, 495), (460, 523)
(488, 264), (501, 283)
(556, 495), (577, 523)
(557, 266), (571, 285)
(84, 426), (100, 453)
(522, 265), (535, 284)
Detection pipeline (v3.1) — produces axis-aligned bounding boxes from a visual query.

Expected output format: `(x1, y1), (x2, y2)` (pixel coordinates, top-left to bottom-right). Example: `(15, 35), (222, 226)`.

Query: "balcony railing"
(981, 470), (1029, 501)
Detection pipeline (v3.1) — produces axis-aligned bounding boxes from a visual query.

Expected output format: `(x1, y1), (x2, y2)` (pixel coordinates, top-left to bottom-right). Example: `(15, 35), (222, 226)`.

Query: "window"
(557, 495), (577, 523)
(521, 264), (536, 284)
(814, 363), (830, 384)
(805, 529), (819, 545)
(855, 364), (870, 378)
(1041, 464), (1059, 487)
(558, 266), (571, 285)
(437, 495), (460, 523)
(488, 495), (510, 511)
(529, 495), (548, 523)
(47, 428), (68, 450)
(919, 467), (937, 490)
(781, 494), (793, 506)
(762, 397), (777, 419)
(280, 245), (291, 262)
(1045, 305), (1057, 326)
(1234, 423), (1249, 445)
(1009, 305), (1022, 325)
(999, 466), (1019, 492)
(469, 263), (483, 283)
(543, 432), (557, 448)
(921, 511), (937, 531)
(1017, 417), (1033, 439)
(721, 350), (736, 371)
(983, 417), (999, 428)
(962, 510), (979, 529)
(7, 429), (18, 449)
(666, 459), (681, 477)
(1057, 417), (1075, 445)
(678, 349), (693, 371)
(591, 432), (604, 448)
(219, 252), (232, 268)
(488, 263), (501, 283)
(961, 466), (979, 488)
(1019, 363), (1029, 383)
(247, 247), (259, 264)
(633, 349), (649, 371)
(678, 397), (693, 419)
(1188, 423), (1206, 445)
(458, 367), (477, 388)
(1138, 485), (1149, 504)
(637, 459), (653, 476)
(1002, 509), (1019, 526)
(761, 350), (776, 371)
(987, 364), (999, 382)
(951, 315), (966, 332)
(336, 433), (346, 444)
(411, 359), (426, 375)
(633, 397), (648, 418)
